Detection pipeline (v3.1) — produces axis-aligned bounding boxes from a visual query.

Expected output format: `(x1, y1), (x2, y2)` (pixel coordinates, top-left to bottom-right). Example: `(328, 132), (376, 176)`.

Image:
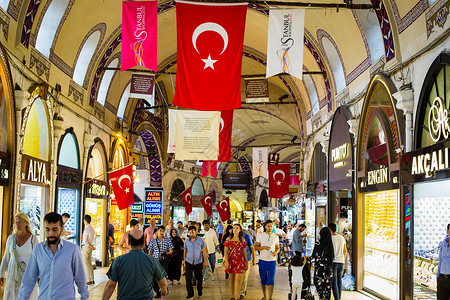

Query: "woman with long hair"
(224, 224), (248, 300)
(0, 212), (39, 300)
(221, 225), (233, 279)
(168, 228), (183, 285)
(312, 227), (334, 300)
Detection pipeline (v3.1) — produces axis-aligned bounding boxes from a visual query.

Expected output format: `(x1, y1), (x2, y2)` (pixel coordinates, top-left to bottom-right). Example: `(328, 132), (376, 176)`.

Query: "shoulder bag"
(222, 241), (239, 267)
(12, 234), (34, 282)
(156, 239), (169, 266)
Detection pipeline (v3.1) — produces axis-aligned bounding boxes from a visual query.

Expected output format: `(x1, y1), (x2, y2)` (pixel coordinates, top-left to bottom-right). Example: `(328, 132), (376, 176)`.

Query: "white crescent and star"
(118, 175), (131, 193)
(219, 199), (228, 211)
(185, 194), (192, 204)
(219, 118), (224, 132)
(204, 196), (212, 207)
(273, 170), (285, 186)
(192, 22), (228, 70)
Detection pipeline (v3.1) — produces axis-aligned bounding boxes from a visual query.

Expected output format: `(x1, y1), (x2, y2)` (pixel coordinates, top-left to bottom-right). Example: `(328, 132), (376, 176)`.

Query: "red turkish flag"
(200, 191), (214, 216)
(218, 110), (233, 162)
(173, 1), (247, 110)
(110, 164), (134, 210)
(268, 164), (290, 198)
(202, 161), (217, 178)
(216, 196), (231, 222)
(179, 186), (193, 215)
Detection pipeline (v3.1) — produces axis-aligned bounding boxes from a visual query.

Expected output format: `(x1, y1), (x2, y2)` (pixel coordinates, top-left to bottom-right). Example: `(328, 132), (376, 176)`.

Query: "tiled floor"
(81, 265), (377, 300)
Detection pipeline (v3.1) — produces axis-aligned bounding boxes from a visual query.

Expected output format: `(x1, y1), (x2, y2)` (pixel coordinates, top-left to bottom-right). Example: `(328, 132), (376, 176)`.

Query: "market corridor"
(81, 265), (375, 300)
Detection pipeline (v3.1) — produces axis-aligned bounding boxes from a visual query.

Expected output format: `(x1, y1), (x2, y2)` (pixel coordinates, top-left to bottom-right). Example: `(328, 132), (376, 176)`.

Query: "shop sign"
(428, 97), (450, 143)
(131, 203), (143, 212)
(359, 168), (399, 192)
(57, 165), (82, 190)
(331, 143), (349, 168)
(145, 188), (163, 225)
(0, 156), (9, 186)
(411, 147), (449, 176)
(21, 154), (50, 186)
(131, 212), (143, 220)
(86, 179), (109, 199)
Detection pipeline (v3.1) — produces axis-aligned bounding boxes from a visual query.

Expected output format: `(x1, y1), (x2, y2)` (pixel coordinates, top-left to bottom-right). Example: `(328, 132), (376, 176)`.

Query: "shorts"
(258, 259), (276, 286)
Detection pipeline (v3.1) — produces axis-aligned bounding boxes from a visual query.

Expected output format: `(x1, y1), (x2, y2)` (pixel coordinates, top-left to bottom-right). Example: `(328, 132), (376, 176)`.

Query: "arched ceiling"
(6, 0), (438, 163)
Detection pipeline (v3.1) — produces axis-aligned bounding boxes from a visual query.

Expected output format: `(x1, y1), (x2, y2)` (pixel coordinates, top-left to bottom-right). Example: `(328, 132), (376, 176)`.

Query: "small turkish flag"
(268, 164), (290, 198)
(110, 164), (134, 210)
(179, 186), (193, 215)
(200, 191), (214, 216)
(173, 1), (247, 110)
(216, 196), (231, 222)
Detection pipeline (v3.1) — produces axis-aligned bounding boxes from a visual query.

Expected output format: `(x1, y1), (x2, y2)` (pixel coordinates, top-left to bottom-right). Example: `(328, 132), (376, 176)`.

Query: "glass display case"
(363, 190), (399, 300)
(412, 180), (450, 298)
(305, 197), (315, 256)
(242, 210), (253, 229)
(20, 184), (47, 241)
(85, 197), (104, 263)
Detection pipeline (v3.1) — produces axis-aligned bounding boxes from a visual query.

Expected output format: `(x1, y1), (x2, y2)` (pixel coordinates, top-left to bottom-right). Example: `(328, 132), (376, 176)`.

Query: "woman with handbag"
(168, 228), (183, 285)
(0, 212), (38, 300)
(312, 227), (334, 300)
(221, 225), (233, 280)
(223, 223), (248, 300)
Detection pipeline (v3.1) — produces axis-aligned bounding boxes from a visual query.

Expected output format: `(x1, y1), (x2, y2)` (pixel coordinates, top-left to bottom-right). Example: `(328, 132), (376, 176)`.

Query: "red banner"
(200, 191), (214, 216)
(121, 1), (157, 71)
(110, 164), (134, 210)
(202, 161), (217, 178)
(218, 110), (233, 162)
(216, 196), (231, 222)
(179, 186), (193, 215)
(268, 164), (290, 198)
(173, 1), (247, 110)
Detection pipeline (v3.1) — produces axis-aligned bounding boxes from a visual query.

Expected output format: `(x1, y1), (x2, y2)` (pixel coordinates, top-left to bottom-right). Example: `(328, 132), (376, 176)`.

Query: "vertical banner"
(266, 9), (305, 80)
(167, 109), (177, 153)
(202, 161), (217, 178)
(252, 148), (268, 179)
(218, 110), (233, 162)
(109, 164), (134, 210)
(175, 110), (220, 160)
(216, 196), (231, 221)
(122, 1), (157, 71)
(173, 1), (247, 110)
(179, 186), (193, 215)
(200, 191), (213, 216)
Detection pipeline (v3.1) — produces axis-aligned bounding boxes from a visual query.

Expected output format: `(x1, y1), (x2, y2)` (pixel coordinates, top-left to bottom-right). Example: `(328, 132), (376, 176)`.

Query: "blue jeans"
(332, 263), (344, 300)
(208, 252), (216, 273)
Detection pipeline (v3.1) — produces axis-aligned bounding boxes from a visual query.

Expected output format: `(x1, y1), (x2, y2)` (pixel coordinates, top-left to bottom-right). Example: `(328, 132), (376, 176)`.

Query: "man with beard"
(19, 212), (89, 299)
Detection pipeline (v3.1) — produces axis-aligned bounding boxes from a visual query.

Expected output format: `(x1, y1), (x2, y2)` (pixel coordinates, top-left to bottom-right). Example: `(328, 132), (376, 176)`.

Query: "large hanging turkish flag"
(200, 191), (214, 216)
(110, 164), (134, 210)
(216, 196), (231, 222)
(179, 186), (193, 215)
(173, 1), (247, 110)
(268, 164), (290, 198)
(218, 110), (233, 162)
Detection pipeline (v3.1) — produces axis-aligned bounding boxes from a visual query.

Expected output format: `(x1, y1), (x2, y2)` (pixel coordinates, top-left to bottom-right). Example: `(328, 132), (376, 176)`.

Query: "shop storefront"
(401, 53), (450, 299)
(190, 178), (206, 223)
(0, 43), (15, 253)
(328, 106), (354, 274)
(170, 178), (186, 224)
(305, 143), (327, 253)
(356, 74), (404, 300)
(18, 89), (53, 242)
(56, 130), (82, 244)
(85, 141), (108, 266)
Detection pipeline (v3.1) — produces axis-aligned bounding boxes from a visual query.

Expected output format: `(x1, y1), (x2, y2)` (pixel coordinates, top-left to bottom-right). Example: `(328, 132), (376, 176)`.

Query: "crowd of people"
(0, 211), (356, 300)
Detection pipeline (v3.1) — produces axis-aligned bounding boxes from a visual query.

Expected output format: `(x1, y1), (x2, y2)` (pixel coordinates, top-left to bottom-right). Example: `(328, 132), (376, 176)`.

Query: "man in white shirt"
(286, 223), (294, 244)
(329, 223), (347, 300)
(81, 214), (96, 285)
(200, 220), (219, 273)
(256, 220), (264, 236)
(254, 220), (280, 300)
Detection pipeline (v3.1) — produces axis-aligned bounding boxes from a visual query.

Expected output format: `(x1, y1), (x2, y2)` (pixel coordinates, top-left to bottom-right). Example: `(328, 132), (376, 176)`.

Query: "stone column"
(393, 89), (414, 152)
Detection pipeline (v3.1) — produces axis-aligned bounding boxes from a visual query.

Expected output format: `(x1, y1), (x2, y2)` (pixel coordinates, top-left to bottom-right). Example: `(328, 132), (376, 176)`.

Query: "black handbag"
(156, 239), (169, 265)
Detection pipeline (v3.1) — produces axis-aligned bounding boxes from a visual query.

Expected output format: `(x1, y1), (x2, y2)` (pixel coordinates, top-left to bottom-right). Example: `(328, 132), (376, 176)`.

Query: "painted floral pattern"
(224, 240), (247, 274)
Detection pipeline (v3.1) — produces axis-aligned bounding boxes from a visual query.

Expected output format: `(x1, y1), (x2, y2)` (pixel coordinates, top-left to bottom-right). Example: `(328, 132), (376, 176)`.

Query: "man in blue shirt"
(19, 212), (89, 300)
(437, 224), (450, 299)
(102, 229), (168, 300)
(184, 225), (208, 299)
(291, 223), (306, 257)
(240, 232), (256, 299)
